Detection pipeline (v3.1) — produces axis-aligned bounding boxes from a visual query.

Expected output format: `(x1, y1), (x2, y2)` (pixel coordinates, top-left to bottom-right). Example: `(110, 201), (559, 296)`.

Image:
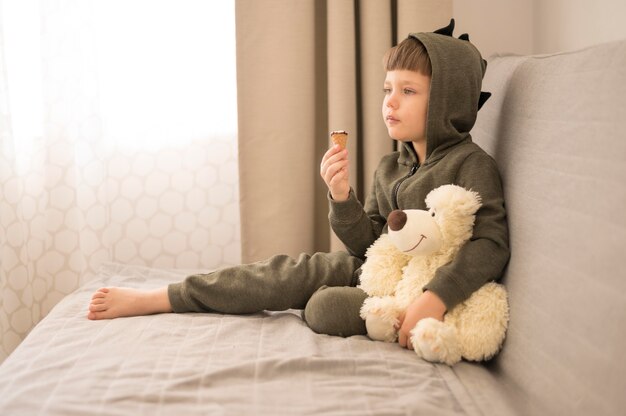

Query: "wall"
(533, 0), (626, 54)
(452, 0), (626, 58)
(453, 0), (533, 58)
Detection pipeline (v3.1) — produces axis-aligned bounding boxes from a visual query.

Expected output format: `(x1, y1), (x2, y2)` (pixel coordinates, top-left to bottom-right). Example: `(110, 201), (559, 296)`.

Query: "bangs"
(383, 37), (432, 76)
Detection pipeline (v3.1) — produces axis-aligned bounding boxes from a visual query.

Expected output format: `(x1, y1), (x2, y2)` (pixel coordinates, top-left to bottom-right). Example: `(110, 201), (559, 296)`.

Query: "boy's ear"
(434, 18), (455, 37)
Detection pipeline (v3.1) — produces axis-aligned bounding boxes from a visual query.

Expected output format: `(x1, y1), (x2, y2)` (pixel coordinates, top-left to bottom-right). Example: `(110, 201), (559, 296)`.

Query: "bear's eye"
(431, 211), (435, 217)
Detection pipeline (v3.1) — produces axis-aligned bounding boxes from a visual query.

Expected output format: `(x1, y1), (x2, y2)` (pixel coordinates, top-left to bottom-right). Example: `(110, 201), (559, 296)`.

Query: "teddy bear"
(359, 184), (509, 366)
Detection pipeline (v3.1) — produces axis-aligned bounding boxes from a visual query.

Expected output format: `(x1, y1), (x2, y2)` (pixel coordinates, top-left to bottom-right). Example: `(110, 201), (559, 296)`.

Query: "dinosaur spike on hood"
(478, 91), (492, 110)
(458, 33), (469, 41)
(433, 18), (455, 37)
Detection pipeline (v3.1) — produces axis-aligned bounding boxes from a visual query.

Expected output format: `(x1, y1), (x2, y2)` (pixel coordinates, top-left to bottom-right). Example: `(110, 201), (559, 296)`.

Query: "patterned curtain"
(0, 0), (240, 362)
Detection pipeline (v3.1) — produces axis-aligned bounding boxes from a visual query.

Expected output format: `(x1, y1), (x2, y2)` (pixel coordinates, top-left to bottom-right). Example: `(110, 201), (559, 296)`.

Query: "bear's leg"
(410, 318), (462, 366)
(365, 314), (398, 342)
(360, 296), (401, 342)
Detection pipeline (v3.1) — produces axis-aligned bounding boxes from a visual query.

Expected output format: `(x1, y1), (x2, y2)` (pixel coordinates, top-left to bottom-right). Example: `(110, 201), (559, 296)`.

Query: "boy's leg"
(168, 251), (363, 314)
(303, 286), (368, 337)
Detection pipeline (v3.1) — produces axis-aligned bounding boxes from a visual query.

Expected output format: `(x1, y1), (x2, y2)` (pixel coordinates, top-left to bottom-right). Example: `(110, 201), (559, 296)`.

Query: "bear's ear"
(458, 190), (482, 216)
(425, 184), (482, 215)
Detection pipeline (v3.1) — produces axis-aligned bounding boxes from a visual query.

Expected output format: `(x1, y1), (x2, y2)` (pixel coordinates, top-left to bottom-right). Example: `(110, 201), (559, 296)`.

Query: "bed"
(0, 262), (495, 415)
(2, 39), (625, 415)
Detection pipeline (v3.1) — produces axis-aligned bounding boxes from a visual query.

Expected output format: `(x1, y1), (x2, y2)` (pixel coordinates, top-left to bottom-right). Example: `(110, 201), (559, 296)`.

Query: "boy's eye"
(403, 88), (415, 95)
(383, 87), (391, 94)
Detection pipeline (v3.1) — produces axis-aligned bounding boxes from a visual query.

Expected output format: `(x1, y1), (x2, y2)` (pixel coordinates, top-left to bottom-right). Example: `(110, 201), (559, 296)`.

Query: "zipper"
(391, 163), (418, 210)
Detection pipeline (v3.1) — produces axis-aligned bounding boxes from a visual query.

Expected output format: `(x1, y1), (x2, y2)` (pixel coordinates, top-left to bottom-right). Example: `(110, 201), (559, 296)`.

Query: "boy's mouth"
(386, 115), (399, 123)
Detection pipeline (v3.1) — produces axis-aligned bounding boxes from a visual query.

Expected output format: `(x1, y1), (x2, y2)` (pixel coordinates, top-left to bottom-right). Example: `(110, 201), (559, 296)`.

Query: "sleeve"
(328, 171), (386, 259)
(423, 152), (510, 311)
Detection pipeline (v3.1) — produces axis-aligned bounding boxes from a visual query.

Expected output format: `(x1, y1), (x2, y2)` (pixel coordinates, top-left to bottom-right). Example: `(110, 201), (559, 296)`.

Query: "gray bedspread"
(0, 263), (494, 416)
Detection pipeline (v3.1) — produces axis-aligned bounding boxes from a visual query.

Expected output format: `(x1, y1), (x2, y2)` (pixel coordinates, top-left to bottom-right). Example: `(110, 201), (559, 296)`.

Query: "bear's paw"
(411, 318), (461, 366)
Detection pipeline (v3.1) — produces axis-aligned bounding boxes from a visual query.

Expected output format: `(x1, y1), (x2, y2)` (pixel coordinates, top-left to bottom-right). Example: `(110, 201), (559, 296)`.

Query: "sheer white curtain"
(0, 0), (240, 361)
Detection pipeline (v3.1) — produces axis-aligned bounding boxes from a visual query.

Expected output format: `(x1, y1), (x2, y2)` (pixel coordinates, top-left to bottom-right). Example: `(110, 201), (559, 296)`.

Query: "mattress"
(0, 262), (486, 415)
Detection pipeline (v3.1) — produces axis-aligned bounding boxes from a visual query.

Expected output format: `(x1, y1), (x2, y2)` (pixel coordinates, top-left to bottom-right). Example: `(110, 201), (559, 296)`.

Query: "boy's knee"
(304, 286), (368, 337)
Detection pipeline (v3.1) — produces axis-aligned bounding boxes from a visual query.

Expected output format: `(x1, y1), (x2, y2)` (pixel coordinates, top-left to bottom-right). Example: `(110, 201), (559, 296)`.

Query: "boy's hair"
(383, 37), (432, 76)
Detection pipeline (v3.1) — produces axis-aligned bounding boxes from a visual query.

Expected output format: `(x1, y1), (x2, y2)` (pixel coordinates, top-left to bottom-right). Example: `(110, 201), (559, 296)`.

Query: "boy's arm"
(321, 145), (386, 258)
(423, 152), (510, 311)
(328, 182), (386, 258)
(397, 152), (508, 352)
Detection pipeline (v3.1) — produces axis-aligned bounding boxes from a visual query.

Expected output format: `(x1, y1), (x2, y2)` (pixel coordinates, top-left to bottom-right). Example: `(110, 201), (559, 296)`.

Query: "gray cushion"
(467, 40), (626, 415)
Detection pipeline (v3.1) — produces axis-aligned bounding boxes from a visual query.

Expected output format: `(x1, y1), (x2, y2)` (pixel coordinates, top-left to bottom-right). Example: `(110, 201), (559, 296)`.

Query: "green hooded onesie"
(168, 22), (510, 338)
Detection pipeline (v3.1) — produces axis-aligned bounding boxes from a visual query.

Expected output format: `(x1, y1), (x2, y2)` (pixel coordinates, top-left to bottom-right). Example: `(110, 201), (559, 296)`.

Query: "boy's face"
(382, 70), (431, 145)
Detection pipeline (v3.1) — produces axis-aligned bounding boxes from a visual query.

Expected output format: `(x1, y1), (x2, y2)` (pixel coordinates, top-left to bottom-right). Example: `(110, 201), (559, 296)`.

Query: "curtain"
(236, 0), (452, 262)
(0, 0), (240, 362)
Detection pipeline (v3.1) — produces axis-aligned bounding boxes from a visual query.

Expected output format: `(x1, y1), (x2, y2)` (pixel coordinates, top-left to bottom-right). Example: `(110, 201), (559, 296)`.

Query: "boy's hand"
(320, 144), (350, 201)
(395, 290), (447, 350)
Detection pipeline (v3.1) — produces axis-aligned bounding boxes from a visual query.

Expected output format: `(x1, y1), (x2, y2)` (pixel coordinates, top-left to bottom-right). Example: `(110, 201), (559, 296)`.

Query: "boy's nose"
(385, 96), (397, 108)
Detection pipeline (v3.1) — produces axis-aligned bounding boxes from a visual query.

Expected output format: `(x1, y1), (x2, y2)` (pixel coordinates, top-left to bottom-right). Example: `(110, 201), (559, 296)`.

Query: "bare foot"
(87, 287), (172, 320)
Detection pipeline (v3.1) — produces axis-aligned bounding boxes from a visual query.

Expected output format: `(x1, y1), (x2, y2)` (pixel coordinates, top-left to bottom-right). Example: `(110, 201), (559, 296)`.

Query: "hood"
(398, 19), (489, 166)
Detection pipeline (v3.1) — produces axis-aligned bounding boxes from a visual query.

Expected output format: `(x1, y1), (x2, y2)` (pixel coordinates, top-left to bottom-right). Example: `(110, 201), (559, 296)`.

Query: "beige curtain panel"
(236, 0), (451, 262)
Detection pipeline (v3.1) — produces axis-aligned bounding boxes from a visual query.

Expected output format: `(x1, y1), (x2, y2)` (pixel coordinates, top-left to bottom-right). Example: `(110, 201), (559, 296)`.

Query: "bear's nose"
(388, 210), (407, 231)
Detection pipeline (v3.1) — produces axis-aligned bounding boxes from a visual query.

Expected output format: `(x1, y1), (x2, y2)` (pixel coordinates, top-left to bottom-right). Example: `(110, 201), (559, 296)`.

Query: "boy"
(88, 20), (509, 351)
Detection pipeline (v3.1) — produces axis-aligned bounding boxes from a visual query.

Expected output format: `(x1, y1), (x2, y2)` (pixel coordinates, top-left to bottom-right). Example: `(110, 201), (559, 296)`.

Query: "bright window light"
(94, 0), (237, 147)
(1, 0), (237, 154)
(1, 0), (44, 171)
(92, 0), (238, 149)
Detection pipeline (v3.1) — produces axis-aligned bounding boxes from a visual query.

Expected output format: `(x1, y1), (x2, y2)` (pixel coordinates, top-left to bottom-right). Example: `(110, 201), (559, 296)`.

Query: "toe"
(89, 303), (107, 312)
(87, 311), (102, 320)
(92, 292), (106, 300)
